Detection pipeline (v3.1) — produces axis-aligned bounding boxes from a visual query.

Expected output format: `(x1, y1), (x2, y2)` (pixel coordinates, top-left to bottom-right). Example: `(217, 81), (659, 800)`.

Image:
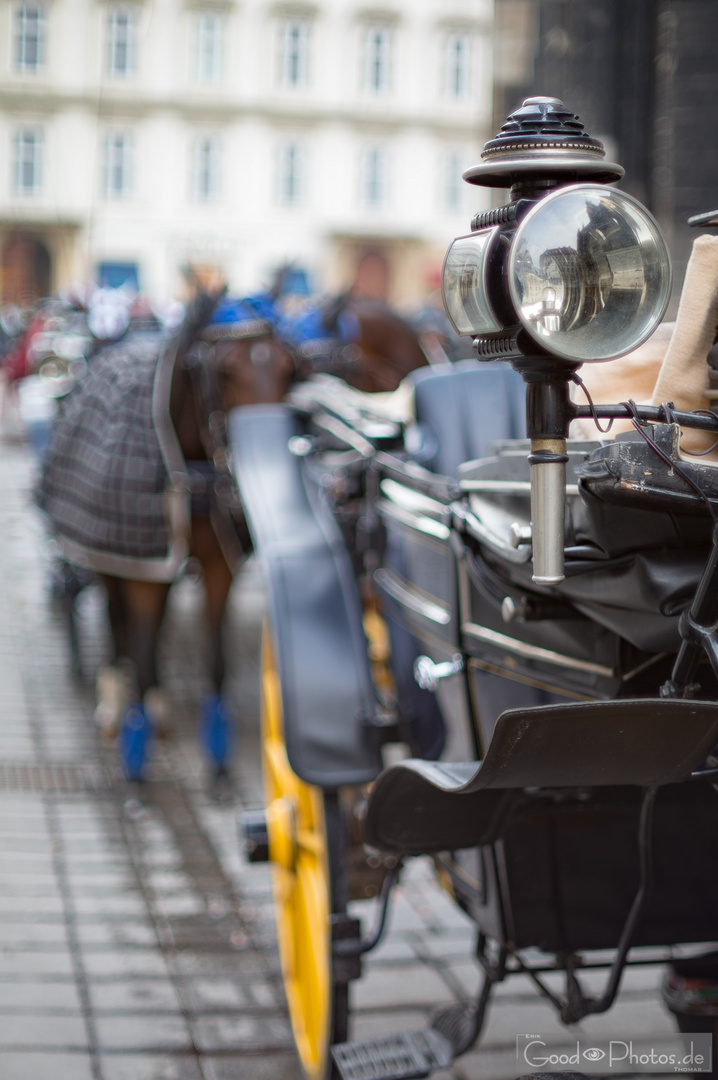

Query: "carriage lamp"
(441, 97), (672, 584)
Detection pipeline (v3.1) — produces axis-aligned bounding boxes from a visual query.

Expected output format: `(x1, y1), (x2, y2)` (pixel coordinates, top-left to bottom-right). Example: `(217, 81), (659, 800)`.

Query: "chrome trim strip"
(375, 568), (452, 625)
(380, 478), (449, 518)
(313, 410), (375, 458)
(462, 621), (614, 677)
(461, 480), (579, 496)
(453, 504), (531, 563)
(376, 499), (451, 540)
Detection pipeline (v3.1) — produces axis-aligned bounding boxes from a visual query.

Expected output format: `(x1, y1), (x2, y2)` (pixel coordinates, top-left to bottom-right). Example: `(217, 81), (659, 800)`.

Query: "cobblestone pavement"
(0, 429), (693, 1080)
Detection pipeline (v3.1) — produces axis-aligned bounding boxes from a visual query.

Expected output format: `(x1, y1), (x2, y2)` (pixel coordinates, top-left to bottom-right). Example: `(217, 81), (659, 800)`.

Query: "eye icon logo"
(583, 1048), (606, 1062)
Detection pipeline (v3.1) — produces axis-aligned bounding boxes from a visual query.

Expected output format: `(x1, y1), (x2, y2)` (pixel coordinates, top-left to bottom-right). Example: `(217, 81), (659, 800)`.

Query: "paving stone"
(94, 1014), (193, 1052)
(0, 1013), (88, 1049)
(0, 894), (65, 915)
(353, 961), (459, 1011)
(75, 921), (159, 948)
(181, 975), (279, 1012)
(150, 896), (206, 919)
(144, 871), (195, 893)
(0, 981), (82, 1010)
(88, 979), (184, 1012)
(0, 1051), (95, 1080)
(170, 948), (269, 979)
(0, 920), (69, 946)
(98, 1055), (204, 1080)
(72, 894), (148, 918)
(65, 871), (138, 893)
(0, 836), (53, 855)
(0, 950), (75, 976)
(354, 932), (419, 965)
(200, 1052), (300, 1080)
(0, 854), (56, 873)
(82, 950), (173, 980)
(413, 929), (477, 962)
(351, 1007), (432, 1040)
(0, 877), (61, 897)
(191, 1013), (294, 1052)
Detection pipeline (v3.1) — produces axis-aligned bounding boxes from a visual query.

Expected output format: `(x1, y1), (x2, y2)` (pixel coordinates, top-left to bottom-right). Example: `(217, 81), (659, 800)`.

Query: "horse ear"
(321, 290), (353, 333)
(176, 286), (228, 355)
(268, 262), (296, 300)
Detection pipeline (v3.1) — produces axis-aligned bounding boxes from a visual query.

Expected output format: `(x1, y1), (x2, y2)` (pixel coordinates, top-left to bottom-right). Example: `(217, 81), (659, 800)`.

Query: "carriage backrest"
(409, 359), (525, 477)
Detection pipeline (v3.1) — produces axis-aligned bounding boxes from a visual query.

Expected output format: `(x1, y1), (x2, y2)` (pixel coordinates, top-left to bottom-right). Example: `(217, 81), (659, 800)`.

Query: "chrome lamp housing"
(442, 183), (671, 365)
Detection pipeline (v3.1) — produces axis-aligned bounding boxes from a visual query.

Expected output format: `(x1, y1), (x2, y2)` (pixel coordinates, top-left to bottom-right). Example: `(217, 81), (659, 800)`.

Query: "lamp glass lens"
(441, 228), (503, 336)
(509, 185), (671, 362)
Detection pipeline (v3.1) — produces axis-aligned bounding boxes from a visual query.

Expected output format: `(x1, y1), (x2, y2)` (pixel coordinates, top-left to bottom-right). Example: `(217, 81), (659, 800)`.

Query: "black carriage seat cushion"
(409, 360), (526, 477)
(364, 698), (718, 855)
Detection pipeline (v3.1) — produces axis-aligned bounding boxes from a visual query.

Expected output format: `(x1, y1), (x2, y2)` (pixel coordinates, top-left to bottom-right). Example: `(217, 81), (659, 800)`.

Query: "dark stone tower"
(497, 0), (718, 310)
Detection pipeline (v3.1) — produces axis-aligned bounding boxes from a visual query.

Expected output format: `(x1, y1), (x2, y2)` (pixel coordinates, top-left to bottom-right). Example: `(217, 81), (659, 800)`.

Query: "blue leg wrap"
(118, 703), (152, 782)
(200, 694), (233, 771)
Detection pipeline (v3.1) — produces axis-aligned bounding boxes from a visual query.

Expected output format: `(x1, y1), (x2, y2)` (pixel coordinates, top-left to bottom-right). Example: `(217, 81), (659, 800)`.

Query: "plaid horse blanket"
(36, 332), (190, 582)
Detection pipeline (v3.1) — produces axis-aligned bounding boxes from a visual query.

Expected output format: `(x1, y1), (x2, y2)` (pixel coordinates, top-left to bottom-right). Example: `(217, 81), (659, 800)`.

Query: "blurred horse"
(38, 292), (295, 783)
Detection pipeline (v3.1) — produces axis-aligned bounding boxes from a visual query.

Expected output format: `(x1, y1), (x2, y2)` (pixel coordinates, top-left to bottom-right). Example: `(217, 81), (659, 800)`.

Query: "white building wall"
(0, 0), (494, 306)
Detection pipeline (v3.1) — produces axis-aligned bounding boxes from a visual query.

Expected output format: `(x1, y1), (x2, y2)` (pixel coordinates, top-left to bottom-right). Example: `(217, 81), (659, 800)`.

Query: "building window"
(192, 135), (220, 202)
(13, 128), (43, 194)
(441, 153), (463, 213)
(443, 32), (471, 99)
(107, 6), (136, 77)
(277, 142), (304, 206)
(279, 17), (310, 88)
(363, 25), (391, 94)
(196, 13), (224, 84)
(15, 3), (45, 72)
(359, 147), (388, 208)
(103, 131), (133, 198)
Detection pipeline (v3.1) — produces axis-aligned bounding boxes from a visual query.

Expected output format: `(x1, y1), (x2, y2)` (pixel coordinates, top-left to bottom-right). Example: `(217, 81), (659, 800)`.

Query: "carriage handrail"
(573, 400), (718, 431)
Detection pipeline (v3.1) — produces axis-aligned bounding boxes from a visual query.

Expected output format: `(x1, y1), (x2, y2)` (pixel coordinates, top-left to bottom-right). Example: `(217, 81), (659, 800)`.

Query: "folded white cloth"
(650, 233), (718, 456)
(573, 233), (718, 457)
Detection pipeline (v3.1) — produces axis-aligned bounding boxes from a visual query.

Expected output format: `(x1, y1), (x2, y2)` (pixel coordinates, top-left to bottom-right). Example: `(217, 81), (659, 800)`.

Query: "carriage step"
(331, 1027), (452, 1080)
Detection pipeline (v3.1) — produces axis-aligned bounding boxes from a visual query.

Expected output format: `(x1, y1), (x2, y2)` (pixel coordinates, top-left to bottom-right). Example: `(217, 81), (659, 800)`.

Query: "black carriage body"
(498, 781), (718, 952)
(367, 364), (718, 944)
(230, 366), (718, 999)
(449, 782), (718, 953)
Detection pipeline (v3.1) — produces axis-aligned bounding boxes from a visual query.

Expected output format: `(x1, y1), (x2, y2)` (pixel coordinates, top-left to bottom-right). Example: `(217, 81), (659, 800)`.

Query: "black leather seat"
(364, 698), (718, 855)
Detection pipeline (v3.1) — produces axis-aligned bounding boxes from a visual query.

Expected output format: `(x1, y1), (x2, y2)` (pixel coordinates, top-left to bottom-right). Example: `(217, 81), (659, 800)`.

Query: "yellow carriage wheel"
(261, 623), (349, 1080)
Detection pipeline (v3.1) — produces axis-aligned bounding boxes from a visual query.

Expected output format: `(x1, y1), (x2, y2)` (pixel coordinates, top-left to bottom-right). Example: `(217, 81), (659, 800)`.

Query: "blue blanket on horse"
(36, 332), (189, 582)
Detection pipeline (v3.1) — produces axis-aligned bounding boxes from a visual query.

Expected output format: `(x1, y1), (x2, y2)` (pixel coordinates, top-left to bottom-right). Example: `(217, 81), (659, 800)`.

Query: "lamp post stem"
(529, 437), (568, 585)
(520, 364), (576, 586)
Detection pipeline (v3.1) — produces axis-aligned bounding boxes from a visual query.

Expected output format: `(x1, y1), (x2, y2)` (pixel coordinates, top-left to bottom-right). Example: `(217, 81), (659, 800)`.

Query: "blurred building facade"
(0, 0), (493, 305)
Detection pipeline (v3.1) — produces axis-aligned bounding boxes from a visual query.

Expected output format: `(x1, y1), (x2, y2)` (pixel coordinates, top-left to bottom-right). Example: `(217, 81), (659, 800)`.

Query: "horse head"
(198, 296), (296, 409)
(276, 293), (428, 394)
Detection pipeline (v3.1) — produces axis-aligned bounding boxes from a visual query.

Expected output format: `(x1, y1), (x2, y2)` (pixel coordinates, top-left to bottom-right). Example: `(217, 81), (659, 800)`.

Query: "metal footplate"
(331, 1027), (453, 1080)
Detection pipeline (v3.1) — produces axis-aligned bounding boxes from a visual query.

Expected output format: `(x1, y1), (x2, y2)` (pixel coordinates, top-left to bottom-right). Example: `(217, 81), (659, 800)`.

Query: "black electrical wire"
(570, 371), (615, 434)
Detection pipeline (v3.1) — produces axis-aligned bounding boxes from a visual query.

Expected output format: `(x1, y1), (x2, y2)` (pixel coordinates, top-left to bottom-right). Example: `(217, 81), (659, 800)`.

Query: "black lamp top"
(464, 96), (624, 190)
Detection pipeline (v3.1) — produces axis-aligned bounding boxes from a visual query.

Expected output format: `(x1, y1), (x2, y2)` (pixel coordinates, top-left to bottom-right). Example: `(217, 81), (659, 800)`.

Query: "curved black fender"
(227, 404), (382, 788)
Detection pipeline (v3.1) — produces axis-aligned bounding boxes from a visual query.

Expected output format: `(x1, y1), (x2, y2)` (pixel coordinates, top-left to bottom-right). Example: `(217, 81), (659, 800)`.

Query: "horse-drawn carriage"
(232, 98), (718, 1080)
